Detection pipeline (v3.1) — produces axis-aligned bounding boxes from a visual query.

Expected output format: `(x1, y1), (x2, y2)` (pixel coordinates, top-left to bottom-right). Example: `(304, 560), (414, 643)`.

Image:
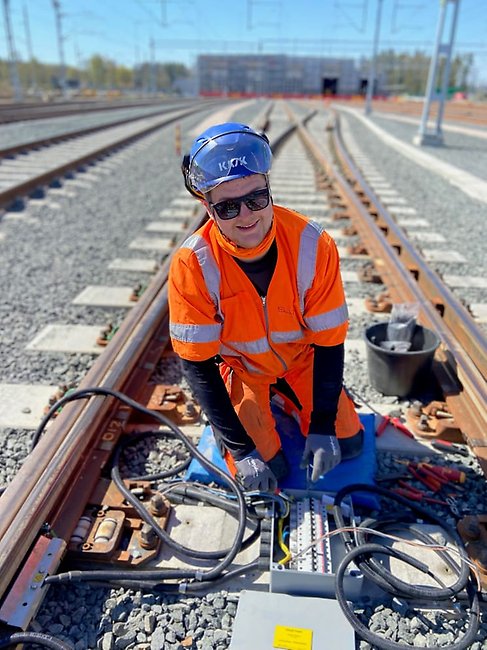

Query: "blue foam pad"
(186, 411), (378, 509)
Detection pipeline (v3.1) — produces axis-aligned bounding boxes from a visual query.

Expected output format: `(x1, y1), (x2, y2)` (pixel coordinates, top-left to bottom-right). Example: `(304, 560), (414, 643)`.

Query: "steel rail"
(292, 111), (487, 471)
(0, 101), (199, 159)
(0, 101), (224, 211)
(0, 98), (193, 124)
(0, 113), (295, 612)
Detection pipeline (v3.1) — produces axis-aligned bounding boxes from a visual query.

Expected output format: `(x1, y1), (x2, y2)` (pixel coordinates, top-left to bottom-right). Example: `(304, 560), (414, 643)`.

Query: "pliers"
(376, 415), (415, 439)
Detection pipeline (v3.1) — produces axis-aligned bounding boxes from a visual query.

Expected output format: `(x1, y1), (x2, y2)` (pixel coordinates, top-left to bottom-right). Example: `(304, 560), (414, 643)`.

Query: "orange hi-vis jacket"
(168, 204), (349, 384)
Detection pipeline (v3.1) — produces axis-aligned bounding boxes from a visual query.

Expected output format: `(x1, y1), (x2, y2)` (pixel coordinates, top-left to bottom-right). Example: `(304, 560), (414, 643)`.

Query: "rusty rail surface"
(294, 111), (487, 472)
(0, 112), (294, 625)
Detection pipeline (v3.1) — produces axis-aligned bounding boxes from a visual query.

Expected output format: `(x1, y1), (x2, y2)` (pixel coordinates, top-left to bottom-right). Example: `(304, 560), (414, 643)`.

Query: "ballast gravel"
(1, 101), (486, 649)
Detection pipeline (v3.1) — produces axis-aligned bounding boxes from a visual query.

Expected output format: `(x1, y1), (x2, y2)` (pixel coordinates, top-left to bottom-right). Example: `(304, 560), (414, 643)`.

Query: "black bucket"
(364, 323), (440, 397)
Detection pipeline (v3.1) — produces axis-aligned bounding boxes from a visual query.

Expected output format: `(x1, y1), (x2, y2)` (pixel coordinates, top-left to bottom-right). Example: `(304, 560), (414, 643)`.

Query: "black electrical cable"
(356, 519), (470, 599)
(0, 631), (73, 649)
(165, 483), (268, 519)
(331, 484), (480, 650)
(116, 429), (191, 480)
(333, 483), (470, 600)
(82, 560), (262, 594)
(111, 454), (261, 561)
(334, 543), (480, 650)
(39, 387), (252, 586)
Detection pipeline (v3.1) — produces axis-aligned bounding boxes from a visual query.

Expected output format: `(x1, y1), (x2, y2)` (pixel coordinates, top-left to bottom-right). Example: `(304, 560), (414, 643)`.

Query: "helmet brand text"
(218, 156), (248, 172)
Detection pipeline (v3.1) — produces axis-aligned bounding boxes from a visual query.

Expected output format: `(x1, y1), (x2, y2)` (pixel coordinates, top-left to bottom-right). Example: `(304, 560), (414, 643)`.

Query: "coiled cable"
(332, 483), (480, 650)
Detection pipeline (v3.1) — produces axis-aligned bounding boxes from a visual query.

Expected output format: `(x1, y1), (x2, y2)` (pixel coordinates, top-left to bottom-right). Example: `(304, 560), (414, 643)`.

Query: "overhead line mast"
(2, 0), (22, 101)
(414, 0), (461, 146)
(52, 0), (67, 96)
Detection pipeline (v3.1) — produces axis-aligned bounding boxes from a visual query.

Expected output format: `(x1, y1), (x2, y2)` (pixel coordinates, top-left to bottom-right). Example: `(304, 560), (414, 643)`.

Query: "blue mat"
(186, 411), (378, 509)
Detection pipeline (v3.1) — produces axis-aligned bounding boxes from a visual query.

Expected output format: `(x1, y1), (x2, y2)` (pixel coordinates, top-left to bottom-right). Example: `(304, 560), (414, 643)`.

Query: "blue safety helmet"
(182, 122), (272, 197)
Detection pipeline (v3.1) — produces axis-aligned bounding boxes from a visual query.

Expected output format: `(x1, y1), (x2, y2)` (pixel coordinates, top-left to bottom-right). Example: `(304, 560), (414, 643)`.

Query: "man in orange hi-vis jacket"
(168, 122), (363, 492)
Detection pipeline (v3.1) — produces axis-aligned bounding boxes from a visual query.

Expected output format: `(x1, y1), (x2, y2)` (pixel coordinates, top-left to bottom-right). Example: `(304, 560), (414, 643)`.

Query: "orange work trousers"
(221, 347), (362, 464)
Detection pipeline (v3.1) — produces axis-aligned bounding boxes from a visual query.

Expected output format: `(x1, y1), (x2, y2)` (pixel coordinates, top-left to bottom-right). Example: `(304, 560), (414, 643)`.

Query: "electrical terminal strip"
(288, 497), (332, 573)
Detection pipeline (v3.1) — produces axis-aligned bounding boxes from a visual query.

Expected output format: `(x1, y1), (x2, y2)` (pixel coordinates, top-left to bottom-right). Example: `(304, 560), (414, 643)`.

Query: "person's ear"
(199, 197), (214, 220)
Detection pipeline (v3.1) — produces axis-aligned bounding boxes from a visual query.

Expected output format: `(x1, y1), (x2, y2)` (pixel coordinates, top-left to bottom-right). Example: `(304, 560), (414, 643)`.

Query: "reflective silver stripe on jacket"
(272, 330), (303, 343)
(169, 234), (223, 345)
(305, 303), (349, 332)
(297, 221), (348, 331)
(220, 346), (264, 374)
(183, 234), (222, 317)
(297, 221), (322, 314)
(170, 322), (221, 343)
(225, 337), (270, 355)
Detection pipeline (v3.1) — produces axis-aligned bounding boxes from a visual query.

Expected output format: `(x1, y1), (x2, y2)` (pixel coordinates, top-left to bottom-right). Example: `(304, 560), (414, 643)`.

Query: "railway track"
(0, 99), (226, 211)
(0, 98), (185, 125)
(0, 100), (486, 648)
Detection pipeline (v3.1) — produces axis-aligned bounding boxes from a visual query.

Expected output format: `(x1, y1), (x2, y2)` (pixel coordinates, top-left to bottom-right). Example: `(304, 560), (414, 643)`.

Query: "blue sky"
(3, 0), (487, 79)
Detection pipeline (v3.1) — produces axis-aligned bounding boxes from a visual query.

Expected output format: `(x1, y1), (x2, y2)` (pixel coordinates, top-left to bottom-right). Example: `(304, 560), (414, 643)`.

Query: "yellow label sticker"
(273, 624), (313, 650)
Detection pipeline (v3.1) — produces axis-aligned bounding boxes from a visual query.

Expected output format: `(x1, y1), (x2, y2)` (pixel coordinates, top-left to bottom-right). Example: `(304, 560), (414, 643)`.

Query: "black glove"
(235, 450), (278, 492)
(300, 434), (341, 482)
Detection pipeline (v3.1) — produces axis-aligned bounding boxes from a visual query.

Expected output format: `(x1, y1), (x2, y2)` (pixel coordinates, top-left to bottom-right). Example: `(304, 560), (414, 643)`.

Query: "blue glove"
(300, 434), (341, 482)
(235, 450), (278, 492)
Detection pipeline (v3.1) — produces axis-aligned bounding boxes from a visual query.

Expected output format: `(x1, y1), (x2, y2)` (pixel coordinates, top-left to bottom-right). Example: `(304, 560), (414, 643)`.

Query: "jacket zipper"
(261, 295), (288, 373)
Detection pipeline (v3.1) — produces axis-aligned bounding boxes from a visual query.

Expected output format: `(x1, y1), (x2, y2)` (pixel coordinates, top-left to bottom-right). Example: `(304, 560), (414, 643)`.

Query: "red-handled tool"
(407, 465), (442, 492)
(376, 415), (415, 439)
(418, 462), (466, 484)
(392, 484), (449, 506)
(431, 440), (469, 457)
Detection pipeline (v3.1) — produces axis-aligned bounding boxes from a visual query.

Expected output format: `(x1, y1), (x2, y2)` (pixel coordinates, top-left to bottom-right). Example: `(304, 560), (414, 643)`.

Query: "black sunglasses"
(209, 187), (271, 220)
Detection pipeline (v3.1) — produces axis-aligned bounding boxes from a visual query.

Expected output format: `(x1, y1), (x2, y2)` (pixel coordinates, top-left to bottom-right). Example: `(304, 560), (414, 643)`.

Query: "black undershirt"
(181, 241), (344, 460)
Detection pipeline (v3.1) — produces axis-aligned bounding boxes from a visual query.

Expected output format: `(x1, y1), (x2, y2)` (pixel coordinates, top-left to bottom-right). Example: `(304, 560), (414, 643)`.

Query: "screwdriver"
(417, 462), (466, 484)
(431, 440), (469, 457)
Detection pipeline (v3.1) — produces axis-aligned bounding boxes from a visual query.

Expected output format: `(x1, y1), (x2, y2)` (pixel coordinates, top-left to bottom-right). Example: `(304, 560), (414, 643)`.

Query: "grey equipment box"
(270, 489), (363, 600)
(229, 589), (355, 650)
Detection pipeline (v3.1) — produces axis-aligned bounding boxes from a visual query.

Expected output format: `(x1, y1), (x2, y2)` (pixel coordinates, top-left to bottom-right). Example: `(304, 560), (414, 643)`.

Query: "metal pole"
(23, 4), (37, 93)
(150, 37), (156, 94)
(52, 0), (66, 96)
(435, 0), (461, 136)
(2, 0), (23, 101)
(414, 0), (447, 145)
(365, 0), (383, 116)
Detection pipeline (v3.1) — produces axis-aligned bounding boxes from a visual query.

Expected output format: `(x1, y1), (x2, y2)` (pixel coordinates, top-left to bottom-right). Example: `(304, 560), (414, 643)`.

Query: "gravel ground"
(1, 100), (485, 649)
(368, 113), (487, 182)
(0, 102), (192, 148)
(338, 110), (487, 282)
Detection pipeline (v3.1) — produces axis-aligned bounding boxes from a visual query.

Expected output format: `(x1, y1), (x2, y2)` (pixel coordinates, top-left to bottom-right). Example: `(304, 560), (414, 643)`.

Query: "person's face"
(206, 174), (273, 250)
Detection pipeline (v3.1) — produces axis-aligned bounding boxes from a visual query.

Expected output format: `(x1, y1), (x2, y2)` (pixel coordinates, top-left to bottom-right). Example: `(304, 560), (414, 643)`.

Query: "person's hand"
(300, 434), (341, 482)
(235, 450), (278, 492)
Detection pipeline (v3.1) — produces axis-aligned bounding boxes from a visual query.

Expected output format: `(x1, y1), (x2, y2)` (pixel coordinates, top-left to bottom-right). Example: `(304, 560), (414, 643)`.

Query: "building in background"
(197, 54), (378, 97)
